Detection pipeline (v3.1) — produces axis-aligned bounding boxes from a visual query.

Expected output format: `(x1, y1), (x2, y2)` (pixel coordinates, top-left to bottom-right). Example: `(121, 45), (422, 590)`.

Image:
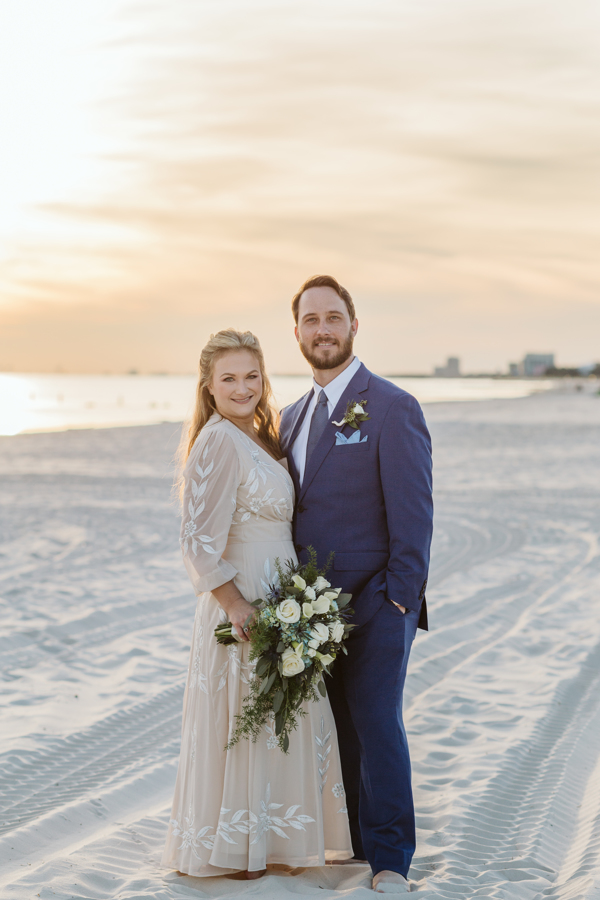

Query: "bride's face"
(209, 350), (263, 424)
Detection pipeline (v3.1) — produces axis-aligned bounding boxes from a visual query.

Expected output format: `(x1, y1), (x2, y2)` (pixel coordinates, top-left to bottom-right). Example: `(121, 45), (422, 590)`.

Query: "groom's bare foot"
(372, 870), (410, 893)
(245, 869), (266, 880)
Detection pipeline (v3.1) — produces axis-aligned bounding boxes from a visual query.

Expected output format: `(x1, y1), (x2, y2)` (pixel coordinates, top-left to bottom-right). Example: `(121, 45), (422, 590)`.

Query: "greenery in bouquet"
(214, 548), (353, 752)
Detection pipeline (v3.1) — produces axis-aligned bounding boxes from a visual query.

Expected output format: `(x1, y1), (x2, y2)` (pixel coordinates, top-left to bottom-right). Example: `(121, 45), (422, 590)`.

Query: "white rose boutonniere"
(332, 398), (370, 430)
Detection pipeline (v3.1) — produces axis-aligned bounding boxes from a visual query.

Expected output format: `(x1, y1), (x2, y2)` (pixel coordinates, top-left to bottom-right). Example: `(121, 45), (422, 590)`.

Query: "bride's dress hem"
(163, 849), (356, 879)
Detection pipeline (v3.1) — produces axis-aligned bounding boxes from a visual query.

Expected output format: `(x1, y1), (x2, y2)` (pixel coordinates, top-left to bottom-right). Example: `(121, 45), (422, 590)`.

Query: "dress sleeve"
(180, 426), (241, 595)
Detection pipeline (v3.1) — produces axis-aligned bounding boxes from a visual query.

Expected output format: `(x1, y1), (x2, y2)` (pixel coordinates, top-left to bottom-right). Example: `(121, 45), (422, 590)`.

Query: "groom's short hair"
(292, 275), (356, 324)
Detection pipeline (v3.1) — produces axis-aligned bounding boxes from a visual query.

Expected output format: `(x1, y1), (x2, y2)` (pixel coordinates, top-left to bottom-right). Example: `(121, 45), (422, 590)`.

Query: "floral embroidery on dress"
(190, 623), (208, 694)
(332, 783), (344, 798)
(265, 713), (278, 750)
(216, 643), (249, 692)
(242, 443), (275, 497)
(249, 783), (315, 844)
(169, 807), (215, 858)
(170, 791), (314, 857)
(181, 442), (217, 556)
(315, 716), (331, 794)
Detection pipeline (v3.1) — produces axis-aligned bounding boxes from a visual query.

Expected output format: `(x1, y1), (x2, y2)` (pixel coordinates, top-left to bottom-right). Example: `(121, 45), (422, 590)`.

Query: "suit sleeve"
(378, 393), (433, 611)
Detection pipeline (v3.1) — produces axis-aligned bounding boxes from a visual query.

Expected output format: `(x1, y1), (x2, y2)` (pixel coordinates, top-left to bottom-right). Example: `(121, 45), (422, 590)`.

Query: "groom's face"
(295, 287), (358, 371)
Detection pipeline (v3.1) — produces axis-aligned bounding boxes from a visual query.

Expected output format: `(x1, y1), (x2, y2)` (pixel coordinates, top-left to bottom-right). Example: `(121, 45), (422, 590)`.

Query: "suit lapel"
(299, 363), (371, 500)
(282, 391), (313, 495)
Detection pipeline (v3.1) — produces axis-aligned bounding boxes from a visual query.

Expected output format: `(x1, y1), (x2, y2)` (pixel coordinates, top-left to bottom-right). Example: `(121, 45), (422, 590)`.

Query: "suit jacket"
(279, 363), (433, 630)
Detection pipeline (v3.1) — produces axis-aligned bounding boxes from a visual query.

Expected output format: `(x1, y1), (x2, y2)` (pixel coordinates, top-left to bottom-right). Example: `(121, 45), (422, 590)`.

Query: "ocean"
(0, 372), (554, 437)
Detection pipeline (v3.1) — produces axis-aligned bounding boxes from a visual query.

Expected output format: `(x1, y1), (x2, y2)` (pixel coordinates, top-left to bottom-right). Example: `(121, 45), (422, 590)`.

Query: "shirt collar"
(312, 356), (361, 408)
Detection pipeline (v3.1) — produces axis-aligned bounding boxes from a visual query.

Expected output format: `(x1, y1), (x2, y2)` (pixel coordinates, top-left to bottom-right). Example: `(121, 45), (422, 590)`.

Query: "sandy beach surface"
(1, 386), (600, 900)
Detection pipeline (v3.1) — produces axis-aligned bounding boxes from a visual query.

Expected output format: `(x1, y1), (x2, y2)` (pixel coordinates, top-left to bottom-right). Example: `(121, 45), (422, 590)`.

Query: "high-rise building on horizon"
(434, 357), (461, 378)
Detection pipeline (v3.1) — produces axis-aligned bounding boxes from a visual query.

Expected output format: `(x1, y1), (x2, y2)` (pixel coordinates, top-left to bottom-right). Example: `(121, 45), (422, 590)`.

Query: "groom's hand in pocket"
(389, 599), (407, 614)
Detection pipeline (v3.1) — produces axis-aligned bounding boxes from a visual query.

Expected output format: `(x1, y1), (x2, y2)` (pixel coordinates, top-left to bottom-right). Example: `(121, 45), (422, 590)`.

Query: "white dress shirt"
(291, 355), (362, 486)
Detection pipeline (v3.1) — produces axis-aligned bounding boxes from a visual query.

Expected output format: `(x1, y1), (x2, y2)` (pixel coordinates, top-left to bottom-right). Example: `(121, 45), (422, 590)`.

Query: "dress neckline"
(211, 414), (293, 485)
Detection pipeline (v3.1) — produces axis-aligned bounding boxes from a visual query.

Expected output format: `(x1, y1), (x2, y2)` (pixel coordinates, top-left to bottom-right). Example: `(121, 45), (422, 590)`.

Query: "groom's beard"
(299, 329), (354, 371)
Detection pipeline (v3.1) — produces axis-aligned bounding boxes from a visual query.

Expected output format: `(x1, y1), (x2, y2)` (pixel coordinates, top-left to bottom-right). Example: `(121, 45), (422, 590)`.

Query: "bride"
(162, 328), (352, 878)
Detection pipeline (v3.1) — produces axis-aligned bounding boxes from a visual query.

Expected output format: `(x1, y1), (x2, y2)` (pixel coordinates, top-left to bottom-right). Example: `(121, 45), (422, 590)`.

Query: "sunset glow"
(1, 0), (599, 374)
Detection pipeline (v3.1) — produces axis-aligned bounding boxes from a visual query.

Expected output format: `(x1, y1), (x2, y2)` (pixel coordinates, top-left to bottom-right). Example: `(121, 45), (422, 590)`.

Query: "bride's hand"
(227, 597), (258, 642)
(211, 581), (257, 642)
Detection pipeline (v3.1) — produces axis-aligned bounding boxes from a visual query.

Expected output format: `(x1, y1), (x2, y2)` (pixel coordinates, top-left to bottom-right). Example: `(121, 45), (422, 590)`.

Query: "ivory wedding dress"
(162, 414), (352, 876)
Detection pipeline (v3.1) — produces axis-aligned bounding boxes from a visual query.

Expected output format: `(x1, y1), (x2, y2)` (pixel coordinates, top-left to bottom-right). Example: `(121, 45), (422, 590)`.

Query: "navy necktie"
(305, 390), (329, 465)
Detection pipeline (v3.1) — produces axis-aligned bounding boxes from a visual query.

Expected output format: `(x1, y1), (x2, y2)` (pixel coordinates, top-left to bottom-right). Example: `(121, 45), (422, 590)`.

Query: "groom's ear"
(294, 325), (300, 343)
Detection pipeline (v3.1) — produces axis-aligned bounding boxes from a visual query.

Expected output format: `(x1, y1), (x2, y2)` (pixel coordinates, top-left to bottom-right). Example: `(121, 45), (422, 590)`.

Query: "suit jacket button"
(297, 504), (306, 513)
(295, 543), (304, 553)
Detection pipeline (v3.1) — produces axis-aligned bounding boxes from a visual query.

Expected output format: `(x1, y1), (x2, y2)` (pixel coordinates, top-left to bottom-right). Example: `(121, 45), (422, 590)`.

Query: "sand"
(1, 385), (600, 899)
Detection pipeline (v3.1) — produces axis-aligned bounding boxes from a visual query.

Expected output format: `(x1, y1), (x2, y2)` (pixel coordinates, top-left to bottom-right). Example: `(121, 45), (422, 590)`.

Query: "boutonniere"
(332, 399), (370, 430)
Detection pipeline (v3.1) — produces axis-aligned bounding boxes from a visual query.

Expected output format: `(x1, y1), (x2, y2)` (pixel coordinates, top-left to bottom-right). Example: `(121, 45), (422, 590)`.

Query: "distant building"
(434, 357), (461, 378)
(509, 363), (519, 377)
(519, 354), (555, 377)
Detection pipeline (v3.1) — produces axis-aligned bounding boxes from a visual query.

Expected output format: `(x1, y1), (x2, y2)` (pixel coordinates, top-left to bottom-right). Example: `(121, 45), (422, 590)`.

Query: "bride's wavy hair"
(176, 329), (281, 499)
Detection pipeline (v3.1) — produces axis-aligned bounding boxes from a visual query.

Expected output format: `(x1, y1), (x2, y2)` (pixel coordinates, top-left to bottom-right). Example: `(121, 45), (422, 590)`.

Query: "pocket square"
(335, 430), (368, 445)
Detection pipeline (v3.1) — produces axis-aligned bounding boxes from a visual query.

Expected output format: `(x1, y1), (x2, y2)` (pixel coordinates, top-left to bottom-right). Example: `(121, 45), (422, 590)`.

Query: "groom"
(279, 275), (433, 893)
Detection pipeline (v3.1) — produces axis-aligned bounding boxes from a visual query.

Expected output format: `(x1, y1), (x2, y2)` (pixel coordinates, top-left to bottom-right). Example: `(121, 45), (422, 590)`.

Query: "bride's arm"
(180, 428), (241, 595)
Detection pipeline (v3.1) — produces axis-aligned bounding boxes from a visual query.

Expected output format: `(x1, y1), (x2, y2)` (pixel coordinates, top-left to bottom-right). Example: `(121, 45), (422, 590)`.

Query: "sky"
(1, 0), (599, 375)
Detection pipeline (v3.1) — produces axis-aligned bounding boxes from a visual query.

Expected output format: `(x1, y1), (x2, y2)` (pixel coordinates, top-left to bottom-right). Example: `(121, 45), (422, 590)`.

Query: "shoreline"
(1, 377), (594, 440)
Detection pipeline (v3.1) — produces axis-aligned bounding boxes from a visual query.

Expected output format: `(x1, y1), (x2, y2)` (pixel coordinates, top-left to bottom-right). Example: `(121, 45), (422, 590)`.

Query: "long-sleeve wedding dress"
(162, 414), (352, 876)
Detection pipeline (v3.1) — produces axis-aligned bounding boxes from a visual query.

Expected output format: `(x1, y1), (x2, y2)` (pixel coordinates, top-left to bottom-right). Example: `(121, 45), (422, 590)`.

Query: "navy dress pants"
(327, 601), (419, 878)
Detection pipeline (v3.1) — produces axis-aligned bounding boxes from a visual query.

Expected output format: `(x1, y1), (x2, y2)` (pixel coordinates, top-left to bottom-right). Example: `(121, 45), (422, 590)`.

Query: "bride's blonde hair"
(177, 329), (281, 490)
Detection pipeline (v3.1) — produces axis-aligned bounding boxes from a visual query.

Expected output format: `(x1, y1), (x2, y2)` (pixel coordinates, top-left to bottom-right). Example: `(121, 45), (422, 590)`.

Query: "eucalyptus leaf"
(317, 680), (327, 698)
(260, 671), (277, 695)
(337, 593), (352, 609)
(282, 733), (290, 753)
(272, 690), (284, 713)
(256, 657), (270, 677)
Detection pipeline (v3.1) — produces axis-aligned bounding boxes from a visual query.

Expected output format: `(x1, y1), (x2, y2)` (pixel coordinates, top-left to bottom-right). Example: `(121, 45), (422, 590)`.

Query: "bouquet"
(214, 549), (353, 752)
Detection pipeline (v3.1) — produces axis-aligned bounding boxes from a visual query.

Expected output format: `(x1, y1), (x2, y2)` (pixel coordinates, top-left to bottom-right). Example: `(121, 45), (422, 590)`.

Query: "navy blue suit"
(280, 363), (433, 877)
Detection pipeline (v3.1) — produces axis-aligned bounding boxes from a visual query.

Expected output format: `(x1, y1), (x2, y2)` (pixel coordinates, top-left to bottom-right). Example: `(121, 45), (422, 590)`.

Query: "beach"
(1, 385), (600, 899)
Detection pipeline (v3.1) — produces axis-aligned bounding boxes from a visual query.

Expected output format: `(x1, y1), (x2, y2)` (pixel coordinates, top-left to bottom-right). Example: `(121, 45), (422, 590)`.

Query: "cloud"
(1, 0), (599, 372)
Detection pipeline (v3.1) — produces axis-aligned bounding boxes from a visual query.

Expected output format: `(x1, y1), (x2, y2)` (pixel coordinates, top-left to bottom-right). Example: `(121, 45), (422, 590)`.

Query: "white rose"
(310, 623), (330, 645)
(292, 575), (306, 590)
(353, 403), (364, 416)
(276, 598), (301, 624)
(303, 586), (316, 601)
(302, 602), (315, 619)
(319, 654), (334, 667)
(308, 638), (320, 649)
(312, 596), (330, 614)
(329, 621), (345, 643)
(314, 576), (331, 591)
(281, 646), (305, 676)
(307, 647), (317, 657)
